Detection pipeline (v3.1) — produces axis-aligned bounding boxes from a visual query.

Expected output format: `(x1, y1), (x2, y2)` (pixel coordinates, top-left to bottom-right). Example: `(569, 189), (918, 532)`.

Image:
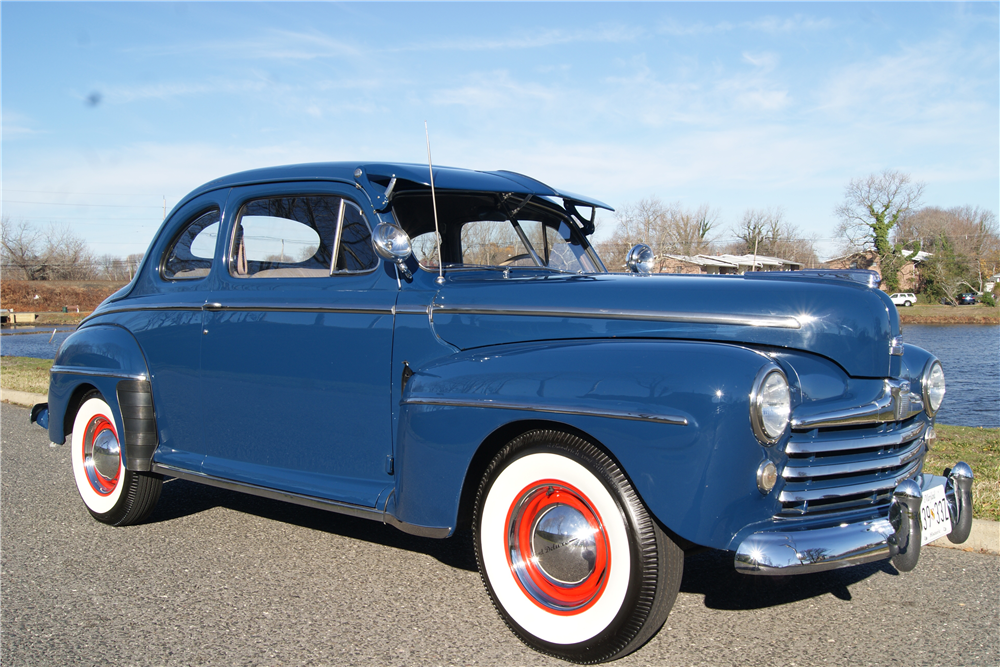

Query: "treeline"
(596, 199), (820, 271)
(1, 217), (143, 282)
(599, 170), (999, 303)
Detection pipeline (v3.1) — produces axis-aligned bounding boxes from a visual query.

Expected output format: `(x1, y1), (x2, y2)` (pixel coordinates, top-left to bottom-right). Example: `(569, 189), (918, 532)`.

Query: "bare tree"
(598, 198), (670, 270)
(835, 169), (924, 292)
(664, 204), (718, 257)
(1, 216), (46, 279)
(726, 208), (818, 267)
(598, 198), (719, 270)
(44, 223), (97, 280)
(2, 218), (98, 280)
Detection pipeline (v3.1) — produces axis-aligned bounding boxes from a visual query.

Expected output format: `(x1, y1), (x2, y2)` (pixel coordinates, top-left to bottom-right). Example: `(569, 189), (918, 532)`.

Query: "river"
(2, 323), (997, 428)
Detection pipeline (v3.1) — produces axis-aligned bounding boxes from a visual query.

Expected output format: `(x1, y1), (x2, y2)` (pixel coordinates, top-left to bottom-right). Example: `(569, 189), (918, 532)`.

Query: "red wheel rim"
(505, 479), (610, 614)
(82, 414), (120, 496)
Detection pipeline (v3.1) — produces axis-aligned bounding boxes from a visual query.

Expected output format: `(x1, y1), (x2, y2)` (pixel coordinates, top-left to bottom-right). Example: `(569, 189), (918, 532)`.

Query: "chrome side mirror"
(372, 223), (413, 279)
(626, 244), (655, 274)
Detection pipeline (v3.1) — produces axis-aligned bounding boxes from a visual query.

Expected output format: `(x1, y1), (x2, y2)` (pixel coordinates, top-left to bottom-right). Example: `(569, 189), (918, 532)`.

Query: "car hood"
(428, 271), (899, 379)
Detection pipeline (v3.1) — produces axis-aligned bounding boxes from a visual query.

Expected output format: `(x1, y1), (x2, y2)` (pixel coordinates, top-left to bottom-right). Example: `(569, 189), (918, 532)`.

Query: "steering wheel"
(499, 254), (533, 266)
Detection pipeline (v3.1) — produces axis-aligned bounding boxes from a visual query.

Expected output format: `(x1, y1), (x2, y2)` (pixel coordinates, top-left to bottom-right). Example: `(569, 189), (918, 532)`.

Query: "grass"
(926, 424), (1000, 522)
(898, 303), (1000, 325)
(2, 355), (997, 521)
(0, 356), (54, 394)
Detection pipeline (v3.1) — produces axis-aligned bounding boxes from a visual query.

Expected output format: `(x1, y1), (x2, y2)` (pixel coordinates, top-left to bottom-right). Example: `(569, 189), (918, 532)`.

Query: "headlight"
(751, 366), (790, 445)
(922, 359), (946, 417)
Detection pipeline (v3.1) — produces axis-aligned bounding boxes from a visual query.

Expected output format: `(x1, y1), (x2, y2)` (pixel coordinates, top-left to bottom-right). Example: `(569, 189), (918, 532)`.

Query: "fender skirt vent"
(117, 380), (157, 471)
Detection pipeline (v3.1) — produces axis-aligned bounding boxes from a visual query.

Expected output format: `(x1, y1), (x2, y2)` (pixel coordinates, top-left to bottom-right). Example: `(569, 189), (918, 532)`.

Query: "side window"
(230, 195), (375, 278)
(162, 209), (220, 280)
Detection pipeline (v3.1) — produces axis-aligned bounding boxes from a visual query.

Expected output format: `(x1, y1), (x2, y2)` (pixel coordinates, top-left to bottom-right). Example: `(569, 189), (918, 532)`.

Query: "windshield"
(392, 192), (605, 274)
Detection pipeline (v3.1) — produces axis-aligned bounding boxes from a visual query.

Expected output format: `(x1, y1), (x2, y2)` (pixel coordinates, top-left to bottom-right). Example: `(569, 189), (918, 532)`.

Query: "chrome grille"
(779, 419), (926, 517)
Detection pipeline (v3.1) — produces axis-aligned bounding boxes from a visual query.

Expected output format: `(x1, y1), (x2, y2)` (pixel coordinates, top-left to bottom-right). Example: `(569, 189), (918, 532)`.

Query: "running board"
(150, 463), (451, 539)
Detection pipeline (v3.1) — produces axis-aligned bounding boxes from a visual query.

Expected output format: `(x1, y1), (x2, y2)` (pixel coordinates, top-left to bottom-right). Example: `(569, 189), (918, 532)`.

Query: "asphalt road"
(2, 401), (998, 667)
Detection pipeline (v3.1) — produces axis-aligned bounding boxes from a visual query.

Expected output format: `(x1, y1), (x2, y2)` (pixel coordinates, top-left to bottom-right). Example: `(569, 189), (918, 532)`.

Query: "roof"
(177, 161), (612, 215)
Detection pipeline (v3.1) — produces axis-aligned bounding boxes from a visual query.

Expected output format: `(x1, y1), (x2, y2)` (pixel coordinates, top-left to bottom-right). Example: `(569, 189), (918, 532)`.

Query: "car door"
(128, 190), (230, 471)
(196, 182), (397, 507)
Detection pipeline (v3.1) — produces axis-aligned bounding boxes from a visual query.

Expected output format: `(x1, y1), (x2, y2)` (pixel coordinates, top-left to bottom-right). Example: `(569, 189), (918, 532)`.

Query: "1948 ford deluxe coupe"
(31, 162), (973, 663)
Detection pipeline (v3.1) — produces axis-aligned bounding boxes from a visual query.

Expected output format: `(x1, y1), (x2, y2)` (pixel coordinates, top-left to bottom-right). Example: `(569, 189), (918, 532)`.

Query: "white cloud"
(744, 15), (835, 34)
(2, 110), (50, 139)
(388, 25), (639, 53)
(741, 52), (780, 70)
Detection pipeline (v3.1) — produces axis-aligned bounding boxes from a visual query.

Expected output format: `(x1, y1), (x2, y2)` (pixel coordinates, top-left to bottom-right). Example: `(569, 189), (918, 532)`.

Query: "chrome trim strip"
(791, 380), (920, 429)
(199, 304), (394, 315)
(97, 303), (394, 316)
(85, 303), (203, 319)
(778, 458), (921, 503)
(785, 422), (925, 455)
(392, 304), (430, 316)
(782, 440), (925, 479)
(431, 304), (801, 330)
(402, 396), (689, 425)
(49, 366), (147, 381)
(150, 464), (450, 539)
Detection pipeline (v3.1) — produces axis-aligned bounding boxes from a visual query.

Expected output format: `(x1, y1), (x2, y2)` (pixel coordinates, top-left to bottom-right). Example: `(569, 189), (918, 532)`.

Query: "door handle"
(203, 302), (223, 312)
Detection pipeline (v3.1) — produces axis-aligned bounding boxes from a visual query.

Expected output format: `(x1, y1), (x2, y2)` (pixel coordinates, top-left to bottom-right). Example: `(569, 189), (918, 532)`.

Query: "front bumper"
(734, 463), (973, 575)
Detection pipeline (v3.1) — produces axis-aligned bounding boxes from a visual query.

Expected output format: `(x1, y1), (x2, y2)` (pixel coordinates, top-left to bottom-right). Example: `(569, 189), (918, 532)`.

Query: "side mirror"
(372, 223), (413, 279)
(626, 244), (655, 274)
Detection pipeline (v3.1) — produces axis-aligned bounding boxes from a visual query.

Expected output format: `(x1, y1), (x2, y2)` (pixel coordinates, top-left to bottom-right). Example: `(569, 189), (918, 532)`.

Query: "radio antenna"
(425, 121), (445, 285)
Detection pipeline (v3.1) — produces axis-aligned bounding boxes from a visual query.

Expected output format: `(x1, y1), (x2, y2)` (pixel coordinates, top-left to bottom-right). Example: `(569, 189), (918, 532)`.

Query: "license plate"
(920, 483), (952, 545)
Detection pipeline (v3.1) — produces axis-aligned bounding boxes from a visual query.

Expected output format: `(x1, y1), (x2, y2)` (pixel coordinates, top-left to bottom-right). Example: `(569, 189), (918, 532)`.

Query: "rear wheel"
(71, 392), (162, 526)
(904, 300), (913, 307)
(473, 430), (682, 663)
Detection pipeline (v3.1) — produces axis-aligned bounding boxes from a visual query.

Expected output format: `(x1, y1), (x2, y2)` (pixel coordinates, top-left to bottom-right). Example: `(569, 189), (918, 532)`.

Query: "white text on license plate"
(920, 484), (952, 545)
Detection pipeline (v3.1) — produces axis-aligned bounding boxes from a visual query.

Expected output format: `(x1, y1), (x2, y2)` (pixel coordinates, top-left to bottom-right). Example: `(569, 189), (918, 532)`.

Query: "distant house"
(823, 250), (931, 292)
(657, 254), (803, 275)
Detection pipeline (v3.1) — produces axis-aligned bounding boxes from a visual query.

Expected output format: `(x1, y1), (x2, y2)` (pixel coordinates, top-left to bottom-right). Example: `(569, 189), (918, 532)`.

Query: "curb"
(1, 389), (47, 407)
(930, 518), (1000, 555)
(1, 388), (997, 555)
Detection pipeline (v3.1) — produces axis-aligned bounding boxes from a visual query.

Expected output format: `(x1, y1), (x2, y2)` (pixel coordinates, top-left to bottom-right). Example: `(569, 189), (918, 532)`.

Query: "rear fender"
(48, 324), (157, 471)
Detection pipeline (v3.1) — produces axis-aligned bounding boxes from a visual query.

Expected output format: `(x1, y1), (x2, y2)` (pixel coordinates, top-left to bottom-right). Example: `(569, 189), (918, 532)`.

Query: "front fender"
(48, 324), (156, 470)
(393, 339), (786, 548)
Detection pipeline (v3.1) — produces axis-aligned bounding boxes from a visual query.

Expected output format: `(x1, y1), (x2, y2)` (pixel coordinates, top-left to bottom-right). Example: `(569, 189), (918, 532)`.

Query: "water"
(1, 326), (76, 359)
(901, 324), (999, 428)
(3, 323), (997, 428)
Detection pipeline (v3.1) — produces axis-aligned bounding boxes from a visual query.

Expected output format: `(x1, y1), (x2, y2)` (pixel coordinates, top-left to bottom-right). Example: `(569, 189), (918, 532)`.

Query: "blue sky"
(3, 2), (998, 261)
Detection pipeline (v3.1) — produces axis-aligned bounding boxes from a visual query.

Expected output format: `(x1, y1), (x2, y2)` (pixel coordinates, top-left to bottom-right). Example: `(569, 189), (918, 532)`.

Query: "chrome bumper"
(735, 463), (973, 575)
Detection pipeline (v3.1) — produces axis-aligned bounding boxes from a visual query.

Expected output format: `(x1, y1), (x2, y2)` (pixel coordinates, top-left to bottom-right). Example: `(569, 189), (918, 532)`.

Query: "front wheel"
(473, 430), (682, 663)
(71, 392), (162, 526)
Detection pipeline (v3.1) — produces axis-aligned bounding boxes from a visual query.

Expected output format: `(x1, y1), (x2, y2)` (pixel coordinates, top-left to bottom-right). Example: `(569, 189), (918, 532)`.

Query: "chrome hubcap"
(83, 414), (120, 496)
(531, 504), (597, 585)
(506, 481), (610, 613)
(92, 429), (121, 481)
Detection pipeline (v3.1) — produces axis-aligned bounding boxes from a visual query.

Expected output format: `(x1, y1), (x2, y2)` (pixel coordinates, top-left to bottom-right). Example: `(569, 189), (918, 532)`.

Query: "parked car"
(30, 162), (974, 664)
(889, 292), (917, 307)
(958, 293), (978, 305)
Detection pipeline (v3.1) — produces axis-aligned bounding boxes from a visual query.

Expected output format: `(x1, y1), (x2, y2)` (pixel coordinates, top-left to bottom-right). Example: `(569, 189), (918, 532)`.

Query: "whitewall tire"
(473, 430), (682, 663)
(71, 392), (162, 526)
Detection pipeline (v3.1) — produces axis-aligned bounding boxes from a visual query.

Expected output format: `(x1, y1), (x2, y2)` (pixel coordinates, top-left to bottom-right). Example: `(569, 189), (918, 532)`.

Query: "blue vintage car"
(31, 162), (973, 663)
